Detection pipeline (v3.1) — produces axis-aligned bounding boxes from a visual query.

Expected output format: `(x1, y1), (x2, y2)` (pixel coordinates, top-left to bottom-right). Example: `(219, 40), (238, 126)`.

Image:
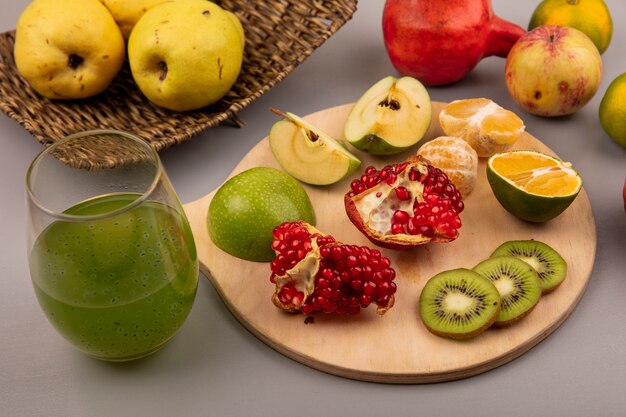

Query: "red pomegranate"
(344, 156), (464, 249)
(270, 221), (397, 315)
(382, 0), (525, 86)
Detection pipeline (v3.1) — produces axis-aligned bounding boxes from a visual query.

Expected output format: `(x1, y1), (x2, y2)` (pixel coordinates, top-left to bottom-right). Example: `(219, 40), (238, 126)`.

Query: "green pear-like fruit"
(344, 76), (432, 155)
(269, 109), (361, 186)
(128, 0), (244, 111)
(13, 0), (125, 99)
(100, 0), (172, 39)
(207, 167), (316, 262)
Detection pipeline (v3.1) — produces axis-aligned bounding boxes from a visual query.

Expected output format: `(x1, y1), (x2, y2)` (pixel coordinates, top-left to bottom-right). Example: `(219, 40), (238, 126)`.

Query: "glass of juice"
(26, 130), (198, 361)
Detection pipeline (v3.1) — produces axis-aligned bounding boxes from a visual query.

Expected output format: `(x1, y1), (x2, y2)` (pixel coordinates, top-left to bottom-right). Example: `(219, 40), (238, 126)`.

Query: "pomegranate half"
(345, 156), (464, 249)
(270, 221), (397, 315)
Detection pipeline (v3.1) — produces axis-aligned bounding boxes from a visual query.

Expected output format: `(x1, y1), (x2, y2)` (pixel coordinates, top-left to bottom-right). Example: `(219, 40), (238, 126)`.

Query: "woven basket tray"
(0, 0), (357, 154)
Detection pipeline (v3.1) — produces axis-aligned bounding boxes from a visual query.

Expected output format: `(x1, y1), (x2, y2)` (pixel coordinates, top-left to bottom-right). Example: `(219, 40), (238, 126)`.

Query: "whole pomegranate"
(270, 221), (397, 315)
(344, 156), (464, 249)
(382, 0), (525, 86)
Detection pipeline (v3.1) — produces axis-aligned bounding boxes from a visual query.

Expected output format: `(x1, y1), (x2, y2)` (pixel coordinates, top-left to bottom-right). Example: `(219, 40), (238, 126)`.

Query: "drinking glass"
(26, 130), (198, 361)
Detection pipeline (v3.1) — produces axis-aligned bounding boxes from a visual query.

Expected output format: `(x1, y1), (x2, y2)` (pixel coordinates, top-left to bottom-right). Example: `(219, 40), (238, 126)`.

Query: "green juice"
(29, 194), (198, 361)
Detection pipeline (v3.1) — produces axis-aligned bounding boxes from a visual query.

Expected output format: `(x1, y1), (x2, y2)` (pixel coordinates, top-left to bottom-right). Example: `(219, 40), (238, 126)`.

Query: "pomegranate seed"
(426, 194), (440, 205)
(359, 294), (372, 307)
(320, 287), (333, 298)
(452, 217), (462, 228)
(375, 191), (383, 198)
(350, 280), (363, 291)
(363, 282), (377, 296)
(382, 269), (395, 281)
(395, 162), (409, 173)
(365, 166), (377, 175)
(395, 186), (411, 200)
(386, 173), (397, 185)
(419, 225), (434, 237)
(408, 167), (419, 181)
(393, 210), (410, 224)
(391, 222), (405, 234)
(292, 292), (304, 306)
(363, 265), (373, 279)
(350, 267), (362, 279)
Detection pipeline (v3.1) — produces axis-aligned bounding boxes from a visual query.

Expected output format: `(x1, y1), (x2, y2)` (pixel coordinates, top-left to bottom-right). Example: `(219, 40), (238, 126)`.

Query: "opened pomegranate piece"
(345, 156), (464, 249)
(270, 221), (397, 315)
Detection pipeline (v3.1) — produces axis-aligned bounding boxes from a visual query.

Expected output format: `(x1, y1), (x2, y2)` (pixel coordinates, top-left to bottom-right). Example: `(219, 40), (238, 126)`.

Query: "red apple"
(505, 25), (602, 117)
(382, 0), (525, 86)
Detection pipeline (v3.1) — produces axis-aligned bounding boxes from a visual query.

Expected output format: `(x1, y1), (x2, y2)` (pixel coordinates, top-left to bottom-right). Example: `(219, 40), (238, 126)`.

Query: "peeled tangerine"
(270, 221), (397, 315)
(417, 136), (478, 197)
(439, 98), (525, 158)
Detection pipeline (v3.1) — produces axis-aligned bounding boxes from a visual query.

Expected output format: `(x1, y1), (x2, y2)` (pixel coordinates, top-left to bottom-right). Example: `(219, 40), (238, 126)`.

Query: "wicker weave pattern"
(0, 0), (357, 152)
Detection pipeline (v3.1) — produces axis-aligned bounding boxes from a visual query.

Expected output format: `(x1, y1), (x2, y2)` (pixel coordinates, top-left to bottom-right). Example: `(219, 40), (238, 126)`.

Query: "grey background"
(1, 1), (625, 416)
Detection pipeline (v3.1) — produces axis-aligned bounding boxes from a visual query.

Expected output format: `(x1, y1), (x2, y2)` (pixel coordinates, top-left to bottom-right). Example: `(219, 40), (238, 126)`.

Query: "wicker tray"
(0, 0), (357, 153)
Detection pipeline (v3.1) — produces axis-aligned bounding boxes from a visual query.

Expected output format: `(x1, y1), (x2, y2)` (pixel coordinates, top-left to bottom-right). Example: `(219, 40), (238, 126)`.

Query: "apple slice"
(269, 109), (361, 186)
(344, 76), (432, 155)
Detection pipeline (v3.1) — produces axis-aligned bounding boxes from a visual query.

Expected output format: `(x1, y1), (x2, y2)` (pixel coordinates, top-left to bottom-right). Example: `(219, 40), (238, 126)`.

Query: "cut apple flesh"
(345, 76), (432, 155)
(269, 112), (360, 185)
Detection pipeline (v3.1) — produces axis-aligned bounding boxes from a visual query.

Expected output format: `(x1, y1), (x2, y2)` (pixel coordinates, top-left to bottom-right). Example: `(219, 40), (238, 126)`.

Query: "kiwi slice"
(473, 256), (542, 326)
(419, 268), (501, 339)
(491, 240), (567, 294)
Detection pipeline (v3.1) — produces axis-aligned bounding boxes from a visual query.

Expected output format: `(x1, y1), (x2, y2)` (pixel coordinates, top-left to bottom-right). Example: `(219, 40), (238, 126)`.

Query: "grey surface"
(1, 1), (625, 416)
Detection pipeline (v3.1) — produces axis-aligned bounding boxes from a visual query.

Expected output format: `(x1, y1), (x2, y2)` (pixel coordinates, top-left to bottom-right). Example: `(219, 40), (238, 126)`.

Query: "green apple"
(207, 167), (316, 262)
(269, 109), (361, 186)
(344, 76), (432, 155)
(128, 0), (244, 111)
(100, 0), (172, 39)
(13, 0), (125, 99)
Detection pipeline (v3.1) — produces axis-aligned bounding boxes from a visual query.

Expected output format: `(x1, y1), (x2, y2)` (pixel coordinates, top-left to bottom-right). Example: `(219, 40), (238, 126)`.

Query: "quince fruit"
(128, 0), (244, 111)
(13, 0), (125, 100)
(100, 0), (172, 39)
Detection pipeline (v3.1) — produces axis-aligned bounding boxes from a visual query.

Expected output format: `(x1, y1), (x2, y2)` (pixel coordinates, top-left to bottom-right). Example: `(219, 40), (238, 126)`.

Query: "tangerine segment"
(490, 152), (557, 176)
(490, 151), (581, 197)
(481, 108), (525, 144)
(442, 98), (493, 119)
(439, 98), (525, 157)
(525, 170), (581, 196)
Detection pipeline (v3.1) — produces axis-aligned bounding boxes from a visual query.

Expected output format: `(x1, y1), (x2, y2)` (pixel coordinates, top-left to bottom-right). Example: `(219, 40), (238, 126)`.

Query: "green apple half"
(344, 76), (432, 155)
(269, 110), (361, 186)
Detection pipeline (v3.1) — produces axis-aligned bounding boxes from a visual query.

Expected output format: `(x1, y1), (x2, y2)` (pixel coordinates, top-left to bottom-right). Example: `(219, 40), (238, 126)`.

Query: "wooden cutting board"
(183, 102), (596, 383)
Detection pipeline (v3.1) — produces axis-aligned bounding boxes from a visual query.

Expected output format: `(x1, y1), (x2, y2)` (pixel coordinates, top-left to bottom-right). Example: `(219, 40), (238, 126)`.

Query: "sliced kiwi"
(491, 240), (567, 294)
(473, 256), (542, 326)
(419, 268), (500, 339)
